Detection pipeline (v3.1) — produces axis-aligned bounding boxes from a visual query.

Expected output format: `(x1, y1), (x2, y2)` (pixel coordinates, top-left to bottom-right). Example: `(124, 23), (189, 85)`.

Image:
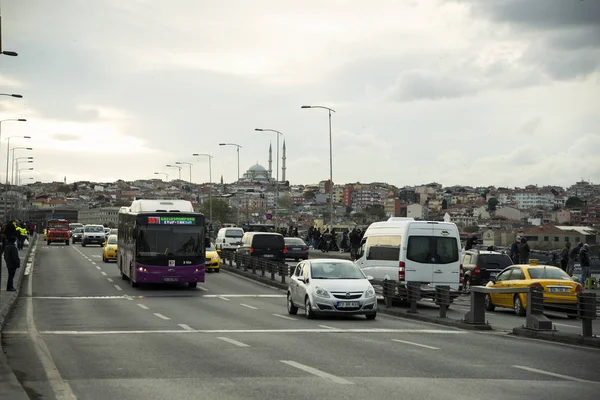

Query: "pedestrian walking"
(560, 241), (570, 272)
(567, 242), (583, 276)
(579, 243), (591, 286)
(509, 237), (520, 264)
(518, 237), (530, 264)
(4, 236), (20, 291)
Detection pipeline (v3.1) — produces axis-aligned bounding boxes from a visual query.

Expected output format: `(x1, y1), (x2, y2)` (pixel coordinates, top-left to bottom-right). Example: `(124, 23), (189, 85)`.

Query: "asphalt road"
(2, 238), (600, 400)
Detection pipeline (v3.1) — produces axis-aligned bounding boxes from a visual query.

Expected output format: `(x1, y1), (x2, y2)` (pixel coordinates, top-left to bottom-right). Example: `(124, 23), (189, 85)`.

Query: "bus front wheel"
(188, 282), (197, 288)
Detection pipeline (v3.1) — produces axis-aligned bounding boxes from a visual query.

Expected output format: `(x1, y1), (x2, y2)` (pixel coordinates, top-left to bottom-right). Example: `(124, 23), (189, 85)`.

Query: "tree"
(278, 192), (293, 210)
(57, 184), (71, 194)
(464, 225), (479, 233)
(565, 196), (585, 209)
(365, 204), (386, 220)
(441, 199), (448, 210)
(487, 198), (499, 212)
(200, 198), (232, 223)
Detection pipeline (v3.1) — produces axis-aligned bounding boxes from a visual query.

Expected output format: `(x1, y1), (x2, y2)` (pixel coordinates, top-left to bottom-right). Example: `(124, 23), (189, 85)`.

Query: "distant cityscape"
(1, 156), (598, 252)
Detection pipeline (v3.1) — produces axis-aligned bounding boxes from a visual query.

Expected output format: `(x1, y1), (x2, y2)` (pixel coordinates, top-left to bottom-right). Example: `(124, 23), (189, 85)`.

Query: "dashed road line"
(96, 266), (101, 270)
(100, 271), (107, 276)
(217, 337), (250, 347)
(137, 304), (149, 310)
(218, 296), (231, 301)
(391, 339), (440, 350)
(153, 313), (170, 320)
(240, 303), (258, 310)
(107, 278), (114, 283)
(512, 365), (599, 384)
(318, 325), (336, 330)
(553, 323), (578, 329)
(179, 324), (194, 331)
(197, 286), (209, 291)
(280, 360), (353, 384)
(272, 313), (297, 321)
(35, 328), (469, 335)
(114, 284), (122, 291)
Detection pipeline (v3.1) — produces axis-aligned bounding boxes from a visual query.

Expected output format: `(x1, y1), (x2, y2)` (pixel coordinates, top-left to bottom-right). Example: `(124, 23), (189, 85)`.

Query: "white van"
(215, 227), (245, 250)
(353, 218), (462, 300)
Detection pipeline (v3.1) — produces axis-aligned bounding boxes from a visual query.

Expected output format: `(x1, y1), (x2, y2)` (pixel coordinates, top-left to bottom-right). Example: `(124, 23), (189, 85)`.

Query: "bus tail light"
(398, 261), (405, 282)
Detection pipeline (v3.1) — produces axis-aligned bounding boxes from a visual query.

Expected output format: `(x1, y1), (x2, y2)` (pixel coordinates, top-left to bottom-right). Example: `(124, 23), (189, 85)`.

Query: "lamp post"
(0, 118), (27, 183)
(0, 93), (23, 98)
(1, 51), (18, 56)
(175, 161), (193, 183)
(192, 153), (213, 230)
(6, 135), (31, 184)
(20, 177), (33, 185)
(255, 128), (283, 229)
(17, 166), (33, 186)
(218, 143), (242, 182)
(166, 164), (182, 180)
(10, 147), (32, 185)
(302, 105), (336, 229)
(153, 172), (169, 181)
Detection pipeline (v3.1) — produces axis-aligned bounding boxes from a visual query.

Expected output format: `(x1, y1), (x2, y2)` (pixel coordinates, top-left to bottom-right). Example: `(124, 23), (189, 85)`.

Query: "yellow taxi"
(102, 234), (118, 262)
(205, 242), (221, 273)
(485, 263), (582, 318)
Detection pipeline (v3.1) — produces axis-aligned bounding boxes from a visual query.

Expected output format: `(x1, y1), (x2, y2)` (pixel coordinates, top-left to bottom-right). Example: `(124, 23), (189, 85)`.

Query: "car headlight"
(365, 286), (376, 298)
(314, 286), (330, 298)
(212, 254), (219, 260)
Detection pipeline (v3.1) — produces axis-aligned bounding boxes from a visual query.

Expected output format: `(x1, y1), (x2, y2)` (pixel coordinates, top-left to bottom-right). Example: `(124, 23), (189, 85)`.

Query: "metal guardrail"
(376, 279), (453, 319)
(219, 249), (293, 284)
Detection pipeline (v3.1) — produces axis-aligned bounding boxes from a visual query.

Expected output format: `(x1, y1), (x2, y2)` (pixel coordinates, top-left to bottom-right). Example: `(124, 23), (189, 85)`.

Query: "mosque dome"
(248, 164), (267, 172)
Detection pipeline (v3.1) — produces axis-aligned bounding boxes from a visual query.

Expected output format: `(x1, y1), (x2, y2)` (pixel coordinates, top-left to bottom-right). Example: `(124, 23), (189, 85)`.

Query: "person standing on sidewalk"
(3, 236), (20, 291)
(579, 243), (591, 286)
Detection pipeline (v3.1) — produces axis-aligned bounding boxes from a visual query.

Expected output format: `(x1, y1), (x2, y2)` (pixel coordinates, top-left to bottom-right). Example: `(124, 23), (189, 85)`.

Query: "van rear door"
(431, 225), (460, 289)
(405, 224), (435, 284)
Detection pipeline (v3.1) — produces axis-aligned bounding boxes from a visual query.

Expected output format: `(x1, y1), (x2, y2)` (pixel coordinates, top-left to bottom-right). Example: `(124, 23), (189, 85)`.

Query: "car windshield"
(73, 228), (83, 233)
(137, 225), (204, 257)
(285, 238), (306, 245)
(528, 267), (572, 280)
(85, 226), (104, 233)
(310, 262), (365, 280)
(107, 236), (118, 245)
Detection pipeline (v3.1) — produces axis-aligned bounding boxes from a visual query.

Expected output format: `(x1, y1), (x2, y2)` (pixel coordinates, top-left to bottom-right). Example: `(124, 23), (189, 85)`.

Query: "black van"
(237, 232), (286, 261)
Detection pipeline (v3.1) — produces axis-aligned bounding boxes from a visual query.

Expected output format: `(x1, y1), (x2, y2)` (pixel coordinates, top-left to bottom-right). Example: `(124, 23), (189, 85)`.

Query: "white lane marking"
(37, 328), (468, 335)
(25, 243), (78, 399)
(272, 313), (297, 321)
(30, 296), (127, 300)
(204, 294), (285, 298)
(281, 360), (353, 385)
(96, 266), (101, 270)
(137, 304), (149, 310)
(218, 296), (231, 301)
(100, 271), (107, 276)
(107, 278), (114, 283)
(318, 325), (336, 330)
(391, 339), (440, 350)
(217, 337), (250, 347)
(197, 286), (209, 292)
(153, 313), (170, 320)
(513, 365), (599, 384)
(240, 303), (258, 310)
(114, 284), (123, 291)
(553, 323), (578, 329)
(179, 324), (194, 331)
(92, 255), (101, 258)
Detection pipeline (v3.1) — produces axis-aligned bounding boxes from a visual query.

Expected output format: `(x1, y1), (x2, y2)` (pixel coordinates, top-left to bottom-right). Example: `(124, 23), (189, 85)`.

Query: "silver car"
(287, 259), (377, 320)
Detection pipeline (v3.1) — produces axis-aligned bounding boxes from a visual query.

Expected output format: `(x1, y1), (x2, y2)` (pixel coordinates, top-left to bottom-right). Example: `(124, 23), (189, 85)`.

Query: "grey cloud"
(51, 133), (81, 142)
(389, 70), (482, 102)
(519, 117), (542, 136)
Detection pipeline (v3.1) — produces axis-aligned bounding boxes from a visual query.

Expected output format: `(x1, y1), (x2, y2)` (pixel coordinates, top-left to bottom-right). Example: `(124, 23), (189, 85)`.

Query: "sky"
(0, 0), (599, 189)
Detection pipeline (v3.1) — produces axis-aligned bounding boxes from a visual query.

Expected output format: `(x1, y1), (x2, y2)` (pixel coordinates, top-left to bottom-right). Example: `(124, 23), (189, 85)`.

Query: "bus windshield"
(137, 225), (204, 257)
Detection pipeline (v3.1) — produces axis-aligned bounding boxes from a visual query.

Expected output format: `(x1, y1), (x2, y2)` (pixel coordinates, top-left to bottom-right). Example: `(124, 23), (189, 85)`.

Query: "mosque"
(239, 141), (287, 183)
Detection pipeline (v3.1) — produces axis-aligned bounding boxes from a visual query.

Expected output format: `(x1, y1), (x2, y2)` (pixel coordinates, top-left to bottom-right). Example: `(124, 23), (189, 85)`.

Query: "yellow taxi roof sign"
(529, 259), (539, 266)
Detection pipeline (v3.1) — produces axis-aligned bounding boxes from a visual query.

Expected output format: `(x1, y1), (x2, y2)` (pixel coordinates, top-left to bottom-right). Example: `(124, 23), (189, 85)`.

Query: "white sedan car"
(287, 259), (377, 320)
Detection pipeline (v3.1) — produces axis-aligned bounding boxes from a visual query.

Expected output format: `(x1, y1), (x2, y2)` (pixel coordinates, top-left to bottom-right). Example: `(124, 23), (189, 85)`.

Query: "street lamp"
(0, 118), (27, 182)
(302, 105), (336, 229)
(153, 172), (169, 181)
(192, 153), (213, 229)
(175, 161), (193, 183)
(0, 93), (23, 98)
(10, 147), (33, 185)
(218, 143), (242, 182)
(166, 164), (182, 180)
(17, 167), (33, 186)
(6, 135), (31, 184)
(1, 51), (18, 56)
(255, 128), (283, 228)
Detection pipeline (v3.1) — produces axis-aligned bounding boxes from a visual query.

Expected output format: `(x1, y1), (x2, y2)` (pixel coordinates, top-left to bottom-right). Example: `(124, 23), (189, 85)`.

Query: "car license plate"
(549, 287), (569, 293)
(293, 247), (302, 251)
(263, 254), (274, 258)
(164, 278), (179, 282)
(337, 301), (359, 308)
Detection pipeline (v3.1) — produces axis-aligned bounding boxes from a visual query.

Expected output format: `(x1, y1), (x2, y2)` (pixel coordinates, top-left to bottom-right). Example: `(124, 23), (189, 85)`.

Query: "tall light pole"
(175, 161), (193, 183)
(302, 105), (336, 229)
(218, 143), (242, 182)
(6, 135), (30, 184)
(255, 128), (283, 229)
(20, 177), (34, 185)
(0, 118), (26, 183)
(10, 147), (32, 185)
(17, 167), (33, 186)
(192, 153), (213, 230)
(1, 51), (18, 56)
(0, 93), (23, 98)
(154, 172), (168, 181)
(166, 164), (182, 180)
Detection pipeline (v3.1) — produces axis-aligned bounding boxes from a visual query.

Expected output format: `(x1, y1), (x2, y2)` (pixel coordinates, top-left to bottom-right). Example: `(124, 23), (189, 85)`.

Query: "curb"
(512, 327), (600, 348)
(220, 263), (491, 330)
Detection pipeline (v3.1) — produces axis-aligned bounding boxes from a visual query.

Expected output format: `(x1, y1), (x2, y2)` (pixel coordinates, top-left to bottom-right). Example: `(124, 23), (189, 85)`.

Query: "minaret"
(268, 143), (273, 179)
(281, 140), (286, 182)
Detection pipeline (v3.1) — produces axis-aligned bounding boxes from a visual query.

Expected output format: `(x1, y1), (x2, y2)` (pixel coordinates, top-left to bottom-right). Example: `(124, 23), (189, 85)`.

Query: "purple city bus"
(117, 199), (206, 288)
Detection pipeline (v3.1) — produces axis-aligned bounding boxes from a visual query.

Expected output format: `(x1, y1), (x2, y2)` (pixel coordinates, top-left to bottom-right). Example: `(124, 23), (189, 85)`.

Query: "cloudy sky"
(1, 0), (599, 188)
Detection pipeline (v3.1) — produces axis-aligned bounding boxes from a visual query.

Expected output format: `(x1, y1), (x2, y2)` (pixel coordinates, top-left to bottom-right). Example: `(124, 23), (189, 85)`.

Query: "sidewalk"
(0, 235), (37, 400)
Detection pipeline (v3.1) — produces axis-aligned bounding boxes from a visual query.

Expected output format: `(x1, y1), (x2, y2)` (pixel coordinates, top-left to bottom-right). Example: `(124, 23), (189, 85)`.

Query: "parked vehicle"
(237, 232), (285, 262)
(47, 219), (70, 246)
(461, 250), (514, 291)
(215, 227), (245, 251)
(284, 237), (309, 261)
(353, 217), (462, 301)
(287, 259), (377, 319)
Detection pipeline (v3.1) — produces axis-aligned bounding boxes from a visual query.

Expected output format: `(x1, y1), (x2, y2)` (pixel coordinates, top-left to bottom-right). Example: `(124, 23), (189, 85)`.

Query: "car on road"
(82, 224), (106, 247)
(69, 223), (83, 237)
(287, 259), (377, 320)
(462, 250), (513, 291)
(206, 242), (221, 273)
(284, 237), (309, 261)
(71, 227), (84, 244)
(485, 264), (582, 317)
(102, 234), (118, 262)
(237, 232), (286, 261)
(215, 227), (245, 251)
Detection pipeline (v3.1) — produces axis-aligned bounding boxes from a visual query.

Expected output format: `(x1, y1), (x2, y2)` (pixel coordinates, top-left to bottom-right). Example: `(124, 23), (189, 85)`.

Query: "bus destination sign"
(147, 216), (196, 225)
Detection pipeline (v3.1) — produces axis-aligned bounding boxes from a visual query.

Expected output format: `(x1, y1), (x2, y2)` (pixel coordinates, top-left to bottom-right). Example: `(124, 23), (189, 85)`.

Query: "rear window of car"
(528, 268), (572, 280)
(225, 229), (244, 238)
(406, 236), (459, 264)
(478, 254), (513, 269)
(285, 238), (306, 245)
(252, 234), (284, 249)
